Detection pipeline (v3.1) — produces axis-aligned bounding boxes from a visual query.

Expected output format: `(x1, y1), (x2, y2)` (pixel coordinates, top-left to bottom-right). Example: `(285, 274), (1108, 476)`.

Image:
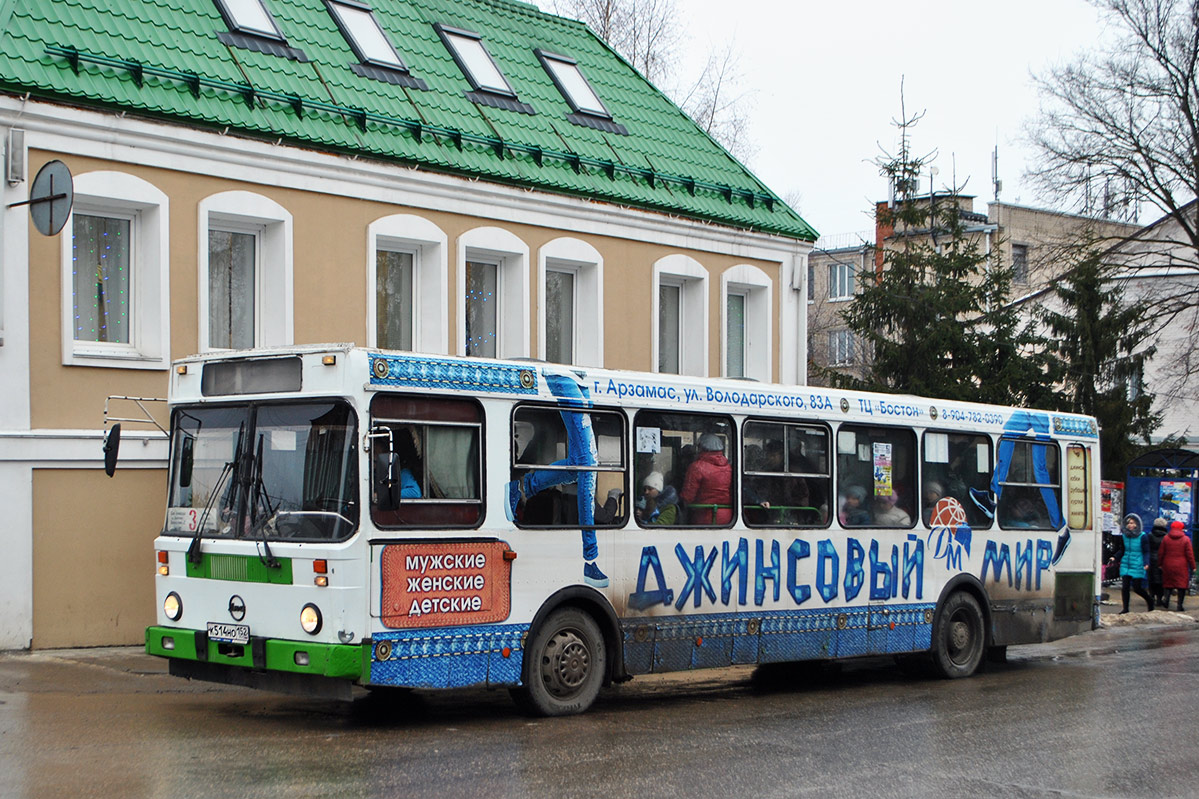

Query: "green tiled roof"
(0, 0), (817, 240)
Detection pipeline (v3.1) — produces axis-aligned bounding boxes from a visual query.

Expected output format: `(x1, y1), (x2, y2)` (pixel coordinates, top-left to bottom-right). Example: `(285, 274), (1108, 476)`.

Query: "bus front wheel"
(511, 607), (606, 716)
(931, 592), (985, 679)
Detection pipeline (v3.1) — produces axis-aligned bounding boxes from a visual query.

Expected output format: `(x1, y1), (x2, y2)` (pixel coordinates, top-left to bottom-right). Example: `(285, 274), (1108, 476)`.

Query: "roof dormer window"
(327, 0), (426, 88)
(435, 24), (534, 115)
(215, 0), (284, 39)
(538, 51), (606, 117)
(213, 0), (309, 61)
(536, 50), (627, 134)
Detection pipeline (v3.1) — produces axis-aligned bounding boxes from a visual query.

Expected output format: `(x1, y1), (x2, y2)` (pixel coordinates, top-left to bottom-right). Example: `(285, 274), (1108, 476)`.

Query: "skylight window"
(435, 25), (514, 97)
(537, 51), (609, 118)
(214, 0), (284, 40)
(327, 0), (406, 71)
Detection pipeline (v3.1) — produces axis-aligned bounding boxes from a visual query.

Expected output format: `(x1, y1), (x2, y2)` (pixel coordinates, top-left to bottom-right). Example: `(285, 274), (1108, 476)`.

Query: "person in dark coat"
(1158, 519), (1196, 611)
(1108, 513), (1154, 613)
(1148, 517), (1169, 608)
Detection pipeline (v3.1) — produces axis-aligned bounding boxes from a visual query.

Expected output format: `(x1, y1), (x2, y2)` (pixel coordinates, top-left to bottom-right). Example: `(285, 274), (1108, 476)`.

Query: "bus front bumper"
(146, 626), (368, 697)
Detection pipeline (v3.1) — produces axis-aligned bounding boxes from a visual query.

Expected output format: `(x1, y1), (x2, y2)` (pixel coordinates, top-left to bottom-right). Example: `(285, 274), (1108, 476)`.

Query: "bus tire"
(931, 591), (985, 679)
(511, 607), (606, 716)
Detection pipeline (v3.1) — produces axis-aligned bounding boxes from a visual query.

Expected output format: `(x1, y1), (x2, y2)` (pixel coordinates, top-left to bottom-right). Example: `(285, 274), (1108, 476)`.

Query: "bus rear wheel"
(931, 591), (985, 679)
(511, 608), (606, 716)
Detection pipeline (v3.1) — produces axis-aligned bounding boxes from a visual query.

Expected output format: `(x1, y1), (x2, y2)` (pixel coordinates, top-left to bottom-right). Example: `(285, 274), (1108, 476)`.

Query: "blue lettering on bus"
(786, 540), (812, 605)
(629, 546), (674, 610)
(980, 538), (1054, 588)
(674, 543), (717, 610)
(845, 538), (866, 601)
(902, 534), (924, 598)
(755, 539), (781, 605)
(869, 539), (895, 600)
(721, 538), (748, 605)
(816, 539), (839, 602)
(627, 536), (928, 614)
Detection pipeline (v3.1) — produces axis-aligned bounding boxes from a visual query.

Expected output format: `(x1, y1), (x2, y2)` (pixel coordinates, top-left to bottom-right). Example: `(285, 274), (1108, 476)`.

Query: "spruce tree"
(1042, 249), (1160, 478)
(830, 108), (1058, 405)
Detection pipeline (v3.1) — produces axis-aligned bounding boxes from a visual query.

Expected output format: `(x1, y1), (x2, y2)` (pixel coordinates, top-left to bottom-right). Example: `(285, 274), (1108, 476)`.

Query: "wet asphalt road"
(1, 617), (1198, 799)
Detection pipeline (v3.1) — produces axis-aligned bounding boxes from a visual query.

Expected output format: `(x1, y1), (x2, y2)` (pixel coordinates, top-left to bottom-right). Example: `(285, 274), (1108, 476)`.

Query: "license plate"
(207, 622), (250, 645)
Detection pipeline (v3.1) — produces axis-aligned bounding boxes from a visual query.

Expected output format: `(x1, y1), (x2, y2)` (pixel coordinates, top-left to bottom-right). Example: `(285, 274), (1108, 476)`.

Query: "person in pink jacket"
(682, 434), (733, 525)
(1158, 520), (1195, 611)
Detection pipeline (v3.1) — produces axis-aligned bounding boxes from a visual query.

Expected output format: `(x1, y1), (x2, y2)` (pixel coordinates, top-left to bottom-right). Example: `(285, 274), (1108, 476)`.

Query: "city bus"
(134, 344), (1100, 715)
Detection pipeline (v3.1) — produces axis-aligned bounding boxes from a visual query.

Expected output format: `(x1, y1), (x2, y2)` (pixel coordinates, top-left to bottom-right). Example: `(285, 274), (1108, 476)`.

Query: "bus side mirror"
(103, 424), (121, 477)
(179, 436), (194, 488)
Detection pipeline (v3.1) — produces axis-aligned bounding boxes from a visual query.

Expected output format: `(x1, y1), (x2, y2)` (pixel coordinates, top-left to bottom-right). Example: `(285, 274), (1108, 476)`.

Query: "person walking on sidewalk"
(1148, 517), (1169, 608)
(1109, 513), (1154, 613)
(1158, 519), (1195, 611)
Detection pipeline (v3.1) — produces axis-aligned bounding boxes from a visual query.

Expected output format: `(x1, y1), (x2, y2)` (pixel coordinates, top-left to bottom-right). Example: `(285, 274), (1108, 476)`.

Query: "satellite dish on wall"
(7, 160), (73, 236)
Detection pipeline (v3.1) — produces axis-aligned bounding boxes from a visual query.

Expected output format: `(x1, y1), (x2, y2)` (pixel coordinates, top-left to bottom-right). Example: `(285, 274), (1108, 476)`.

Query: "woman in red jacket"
(1158, 520), (1195, 611)
(682, 434), (733, 524)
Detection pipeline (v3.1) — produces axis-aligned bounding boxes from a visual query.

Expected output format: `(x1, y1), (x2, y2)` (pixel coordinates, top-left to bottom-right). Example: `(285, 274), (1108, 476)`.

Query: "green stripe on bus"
(144, 626), (364, 680)
(184, 553), (293, 584)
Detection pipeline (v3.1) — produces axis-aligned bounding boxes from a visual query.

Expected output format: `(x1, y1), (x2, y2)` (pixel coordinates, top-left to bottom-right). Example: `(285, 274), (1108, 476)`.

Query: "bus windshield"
(165, 401), (358, 542)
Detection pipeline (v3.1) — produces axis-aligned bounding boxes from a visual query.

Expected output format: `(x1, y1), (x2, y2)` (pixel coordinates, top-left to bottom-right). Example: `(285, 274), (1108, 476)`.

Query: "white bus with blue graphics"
(141, 345), (1100, 715)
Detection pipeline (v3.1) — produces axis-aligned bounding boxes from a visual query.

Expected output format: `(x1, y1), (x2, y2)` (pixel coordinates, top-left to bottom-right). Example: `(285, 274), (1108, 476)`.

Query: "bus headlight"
(163, 592), (183, 622)
(300, 603), (322, 635)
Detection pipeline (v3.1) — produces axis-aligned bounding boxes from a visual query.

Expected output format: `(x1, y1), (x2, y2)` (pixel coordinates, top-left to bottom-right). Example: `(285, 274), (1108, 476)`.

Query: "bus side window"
(369, 394), (483, 528)
(921, 432), (993, 529)
(633, 410), (735, 528)
(835, 424), (916, 528)
(510, 405), (627, 528)
(997, 439), (1061, 530)
(742, 420), (830, 528)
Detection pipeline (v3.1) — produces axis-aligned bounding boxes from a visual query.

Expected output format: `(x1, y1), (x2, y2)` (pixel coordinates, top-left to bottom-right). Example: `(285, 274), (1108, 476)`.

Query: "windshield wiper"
(248, 433), (280, 569)
(187, 422), (245, 565)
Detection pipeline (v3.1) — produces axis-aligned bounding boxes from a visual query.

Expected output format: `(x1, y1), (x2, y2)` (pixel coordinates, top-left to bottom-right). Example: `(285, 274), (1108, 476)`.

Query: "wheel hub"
(541, 629), (590, 697)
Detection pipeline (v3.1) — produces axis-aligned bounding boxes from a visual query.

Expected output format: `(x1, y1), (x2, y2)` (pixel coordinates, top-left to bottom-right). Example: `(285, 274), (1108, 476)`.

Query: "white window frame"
(721, 264), (772, 381)
(437, 25), (515, 96)
(538, 237), (603, 367)
(367, 214), (448, 354)
(327, 0), (407, 70)
(198, 191), (293, 352)
(215, 0), (285, 39)
(829, 261), (855, 301)
(537, 51), (610, 118)
(652, 254), (709, 377)
(829, 329), (854, 366)
(457, 227), (528, 359)
(60, 171), (170, 369)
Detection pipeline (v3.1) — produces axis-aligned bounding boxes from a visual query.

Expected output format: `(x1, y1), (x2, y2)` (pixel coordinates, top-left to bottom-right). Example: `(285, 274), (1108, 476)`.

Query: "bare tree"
(553, 0), (755, 162)
(1028, 0), (1198, 262)
(553, 0), (679, 85)
(1028, 0), (1199, 394)
(677, 42), (757, 163)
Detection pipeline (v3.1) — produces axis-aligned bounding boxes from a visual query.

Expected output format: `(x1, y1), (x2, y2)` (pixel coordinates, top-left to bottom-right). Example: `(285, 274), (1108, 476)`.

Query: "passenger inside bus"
(682, 433), (733, 525)
(872, 491), (911, 526)
(635, 471), (679, 525)
(839, 485), (871, 526)
(394, 426), (422, 499)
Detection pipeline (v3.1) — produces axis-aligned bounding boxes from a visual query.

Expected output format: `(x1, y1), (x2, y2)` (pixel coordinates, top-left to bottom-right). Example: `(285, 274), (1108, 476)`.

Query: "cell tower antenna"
(992, 145), (1002, 203)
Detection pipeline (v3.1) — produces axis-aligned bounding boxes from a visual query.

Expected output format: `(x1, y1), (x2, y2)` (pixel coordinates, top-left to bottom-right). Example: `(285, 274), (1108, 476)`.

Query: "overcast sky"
(671, 0), (1115, 241)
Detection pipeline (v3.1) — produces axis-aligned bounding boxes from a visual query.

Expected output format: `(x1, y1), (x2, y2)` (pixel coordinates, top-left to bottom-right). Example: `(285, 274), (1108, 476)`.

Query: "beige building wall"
(32, 469), (166, 648)
(25, 148), (788, 433)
